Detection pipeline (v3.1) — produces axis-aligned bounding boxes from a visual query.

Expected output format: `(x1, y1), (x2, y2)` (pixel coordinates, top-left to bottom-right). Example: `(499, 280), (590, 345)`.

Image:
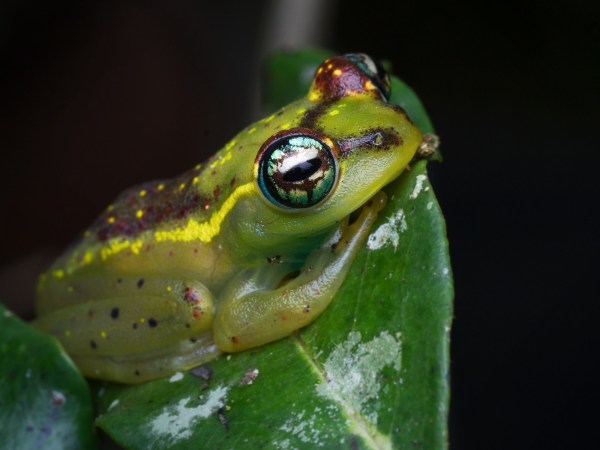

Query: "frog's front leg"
(34, 278), (216, 383)
(214, 192), (387, 352)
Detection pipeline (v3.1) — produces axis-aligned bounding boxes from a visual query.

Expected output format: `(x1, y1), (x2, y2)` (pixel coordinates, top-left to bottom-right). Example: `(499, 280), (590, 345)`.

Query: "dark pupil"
(282, 157), (322, 182)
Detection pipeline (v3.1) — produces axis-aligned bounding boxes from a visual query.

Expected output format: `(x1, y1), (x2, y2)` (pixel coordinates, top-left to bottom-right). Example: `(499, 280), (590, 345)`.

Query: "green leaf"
(97, 50), (453, 449)
(262, 48), (332, 113)
(0, 304), (96, 450)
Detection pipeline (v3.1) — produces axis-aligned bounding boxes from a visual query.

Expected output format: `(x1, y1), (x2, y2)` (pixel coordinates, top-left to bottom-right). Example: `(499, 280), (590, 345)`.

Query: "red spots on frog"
(213, 185), (221, 200)
(231, 336), (239, 345)
(145, 244), (152, 252)
(183, 287), (201, 305)
(168, 250), (174, 257)
(175, 207), (192, 220)
(230, 176), (237, 187)
(184, 287), (204, 320)
(193, 248), (199, 254)
(202, 198), (211, 210)
(96, 207), (152, 241)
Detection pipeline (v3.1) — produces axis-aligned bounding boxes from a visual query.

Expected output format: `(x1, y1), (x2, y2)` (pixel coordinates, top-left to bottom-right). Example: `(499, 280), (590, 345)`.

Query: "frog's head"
(232, 54), (422, 258)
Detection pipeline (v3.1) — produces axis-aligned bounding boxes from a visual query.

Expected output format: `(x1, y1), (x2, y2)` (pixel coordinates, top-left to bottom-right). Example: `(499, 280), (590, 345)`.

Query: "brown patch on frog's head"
(309, 53), (391, 102)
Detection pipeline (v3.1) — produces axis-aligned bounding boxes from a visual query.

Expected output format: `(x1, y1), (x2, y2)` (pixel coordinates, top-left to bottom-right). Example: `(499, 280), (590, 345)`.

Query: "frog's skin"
(34, 53), (422, 383)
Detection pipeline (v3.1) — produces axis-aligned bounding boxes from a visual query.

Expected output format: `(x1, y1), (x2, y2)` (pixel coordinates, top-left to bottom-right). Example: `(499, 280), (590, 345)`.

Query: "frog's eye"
(344, 53), (391, 101)
(256, 129), (339, 209)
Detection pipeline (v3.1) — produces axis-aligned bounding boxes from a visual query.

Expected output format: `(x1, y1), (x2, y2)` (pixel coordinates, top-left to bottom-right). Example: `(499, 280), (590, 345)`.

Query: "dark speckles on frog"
(110, 307), (120, 319)
(148, 318), (158, 328)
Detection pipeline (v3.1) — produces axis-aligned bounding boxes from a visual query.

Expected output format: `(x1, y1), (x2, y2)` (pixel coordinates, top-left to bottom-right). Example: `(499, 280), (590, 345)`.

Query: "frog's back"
(36, 97), (317, 313)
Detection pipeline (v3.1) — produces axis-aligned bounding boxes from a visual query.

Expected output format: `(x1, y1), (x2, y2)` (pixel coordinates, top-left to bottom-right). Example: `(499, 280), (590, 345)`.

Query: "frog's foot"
(214, 191), (387, 353)
(416, 132), (440, 159)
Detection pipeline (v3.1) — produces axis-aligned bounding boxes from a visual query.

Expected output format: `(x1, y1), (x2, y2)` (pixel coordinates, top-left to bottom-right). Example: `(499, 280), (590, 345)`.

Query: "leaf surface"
(0, 304), (96, 450)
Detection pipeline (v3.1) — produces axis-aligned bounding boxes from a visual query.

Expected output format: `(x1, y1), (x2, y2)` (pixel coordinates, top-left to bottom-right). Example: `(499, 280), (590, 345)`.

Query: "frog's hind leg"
(214, 192), (387, 353)
(34, 279), (217, 383)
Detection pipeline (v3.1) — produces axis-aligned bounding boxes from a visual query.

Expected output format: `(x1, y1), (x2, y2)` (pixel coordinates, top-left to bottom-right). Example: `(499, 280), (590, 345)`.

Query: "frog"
(34, 53), (424, 384)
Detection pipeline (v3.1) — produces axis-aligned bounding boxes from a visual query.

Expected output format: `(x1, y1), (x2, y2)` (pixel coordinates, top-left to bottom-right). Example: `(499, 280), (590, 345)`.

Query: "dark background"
(1, 1), (598, 448)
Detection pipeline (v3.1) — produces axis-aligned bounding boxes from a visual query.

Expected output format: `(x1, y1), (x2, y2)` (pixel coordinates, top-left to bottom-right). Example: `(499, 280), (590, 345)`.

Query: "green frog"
(34, 53), (423, 383)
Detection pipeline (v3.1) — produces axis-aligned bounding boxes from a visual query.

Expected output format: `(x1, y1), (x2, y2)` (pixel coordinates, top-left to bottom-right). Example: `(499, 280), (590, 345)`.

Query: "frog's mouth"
(336, 128), (403, 157)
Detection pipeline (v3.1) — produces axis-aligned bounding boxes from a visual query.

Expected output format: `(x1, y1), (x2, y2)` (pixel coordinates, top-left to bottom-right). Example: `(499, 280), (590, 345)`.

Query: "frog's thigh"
(214, 192), (387, 353)
(35, 279), (214, 356)
(34, 280), (216, 383)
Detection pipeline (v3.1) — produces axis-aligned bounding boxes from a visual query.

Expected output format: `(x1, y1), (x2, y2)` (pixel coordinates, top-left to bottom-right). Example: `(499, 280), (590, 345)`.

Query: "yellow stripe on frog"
(63, 182), (256, 273)
(154, 181), (256, 243)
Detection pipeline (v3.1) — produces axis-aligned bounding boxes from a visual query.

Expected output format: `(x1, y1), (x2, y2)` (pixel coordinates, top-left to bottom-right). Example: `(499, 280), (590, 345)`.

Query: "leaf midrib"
(291, 331), (393, 450)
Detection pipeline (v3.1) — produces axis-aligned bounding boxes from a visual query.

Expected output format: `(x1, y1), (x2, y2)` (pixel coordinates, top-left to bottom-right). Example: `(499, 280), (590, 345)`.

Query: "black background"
(1, 1), (598, 448)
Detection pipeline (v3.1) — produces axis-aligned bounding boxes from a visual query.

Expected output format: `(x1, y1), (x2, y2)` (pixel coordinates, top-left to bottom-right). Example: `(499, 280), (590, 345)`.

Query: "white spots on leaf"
(275, 404), (344, 448)
(169, 371), (184, 383)
(367, 209), (407, 251)
(51, 390), (66, 406)
(409, 174), (428, 200)
(279, 409), (324, 446)
(274, 438), (291, 449)
(442, 267), (449, 276)
(149, 385), (229, 444)
(426, 201), (433, 210)
(108, 399), (119, 412)
(316, 331), (402, 426)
